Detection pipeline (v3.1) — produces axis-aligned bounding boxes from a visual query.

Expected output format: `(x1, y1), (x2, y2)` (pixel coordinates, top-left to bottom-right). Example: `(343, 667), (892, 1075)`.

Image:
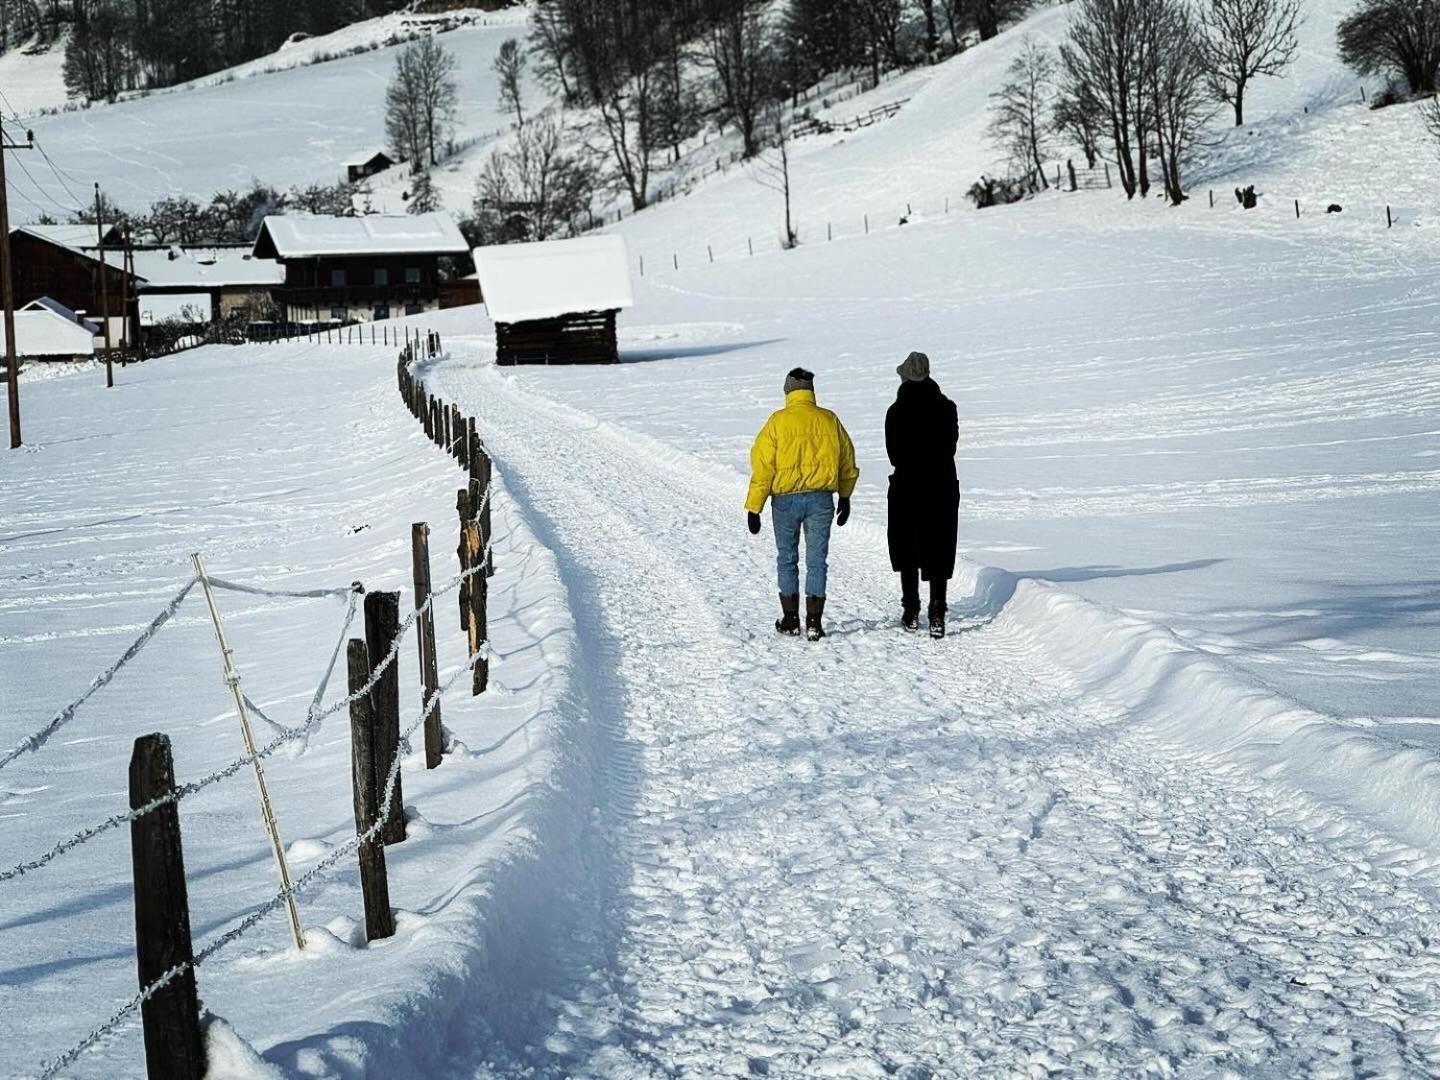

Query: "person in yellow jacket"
(746, 367), (859, 640)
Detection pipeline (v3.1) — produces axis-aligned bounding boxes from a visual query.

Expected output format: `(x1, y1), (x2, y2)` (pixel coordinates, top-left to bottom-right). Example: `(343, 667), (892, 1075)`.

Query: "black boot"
(805, 595), (826, 641)
(776, 593), (801, 636)
(928, 577), (947, 639)
(901, 569), (920, 631)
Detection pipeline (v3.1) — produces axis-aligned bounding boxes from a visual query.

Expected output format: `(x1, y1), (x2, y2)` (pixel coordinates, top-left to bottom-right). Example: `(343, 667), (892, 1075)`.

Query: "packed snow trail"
(428, 361), (1440, 1077)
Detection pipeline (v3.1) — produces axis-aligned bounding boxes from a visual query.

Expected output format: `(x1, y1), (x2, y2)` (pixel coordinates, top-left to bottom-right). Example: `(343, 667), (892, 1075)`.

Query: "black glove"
(836, 496), (851, 527)
(747, 511), (762, 535)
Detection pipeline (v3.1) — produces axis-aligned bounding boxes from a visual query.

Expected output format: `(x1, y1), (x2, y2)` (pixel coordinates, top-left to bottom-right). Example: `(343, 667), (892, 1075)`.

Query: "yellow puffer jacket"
(746, 389), (860, 513)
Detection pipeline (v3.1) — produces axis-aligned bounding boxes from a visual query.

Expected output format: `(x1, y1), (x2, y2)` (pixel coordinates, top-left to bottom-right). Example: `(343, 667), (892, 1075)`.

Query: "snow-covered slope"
(7, 17), (537, 218)
(0, 33), (68, 117)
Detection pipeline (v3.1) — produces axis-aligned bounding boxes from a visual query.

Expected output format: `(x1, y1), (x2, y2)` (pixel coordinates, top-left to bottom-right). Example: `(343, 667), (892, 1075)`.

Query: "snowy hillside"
(0, 33), (68, 117)
(4, 14), (537, 218)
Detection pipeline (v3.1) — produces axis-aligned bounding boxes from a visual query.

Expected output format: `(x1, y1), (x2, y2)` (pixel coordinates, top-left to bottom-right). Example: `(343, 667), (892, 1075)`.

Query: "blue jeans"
(772, 491), (834, 597)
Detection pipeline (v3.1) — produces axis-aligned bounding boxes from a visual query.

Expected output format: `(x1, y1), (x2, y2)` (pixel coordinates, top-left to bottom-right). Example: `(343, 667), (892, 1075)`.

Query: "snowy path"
(432, 364), (1440, 1077)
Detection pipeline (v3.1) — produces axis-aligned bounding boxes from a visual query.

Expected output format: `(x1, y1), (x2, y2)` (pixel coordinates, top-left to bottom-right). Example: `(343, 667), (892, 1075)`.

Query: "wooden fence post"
(129, 734), (206, 1080)
(1295, 198), (1301, 219)
(346, 640), (395, 941)
(1387, 205), (1393, 228)
(411, 524), (443, 769)
(1104, 162), (1112, 189)
(363, 592), (406, 845)
(457, 488), (473, 635)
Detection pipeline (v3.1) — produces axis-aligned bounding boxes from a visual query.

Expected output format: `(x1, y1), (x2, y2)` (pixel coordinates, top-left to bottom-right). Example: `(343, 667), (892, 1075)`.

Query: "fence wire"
(37, 626), (493, 1080)
(1, 488), (493, 885)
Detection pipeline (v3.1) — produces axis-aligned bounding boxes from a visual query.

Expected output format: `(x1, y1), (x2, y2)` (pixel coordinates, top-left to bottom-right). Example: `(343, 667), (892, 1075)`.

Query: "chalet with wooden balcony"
(251, 213), (472, 324)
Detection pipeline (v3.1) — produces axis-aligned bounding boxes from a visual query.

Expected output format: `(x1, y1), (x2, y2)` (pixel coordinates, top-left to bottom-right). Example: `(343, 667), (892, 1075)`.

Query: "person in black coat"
(886, 351), (959, 638)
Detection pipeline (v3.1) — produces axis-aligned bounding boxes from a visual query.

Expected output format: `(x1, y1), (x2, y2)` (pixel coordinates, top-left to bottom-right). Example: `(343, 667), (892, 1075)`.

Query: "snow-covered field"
(0, 336), (598, 1077)
(5, 0), (1440, 1073)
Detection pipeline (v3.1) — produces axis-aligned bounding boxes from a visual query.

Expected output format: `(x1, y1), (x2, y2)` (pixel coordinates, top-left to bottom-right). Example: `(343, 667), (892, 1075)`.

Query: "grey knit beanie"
(897, 351), (930, 382)
(784, 367), (815, 394)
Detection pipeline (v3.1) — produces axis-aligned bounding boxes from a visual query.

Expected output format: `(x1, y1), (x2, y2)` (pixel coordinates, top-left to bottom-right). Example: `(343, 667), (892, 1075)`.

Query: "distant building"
(129, 245), (284, 325)
(344, 149), (398, 183)
(252, 213), (472, 324)
(0, 298), (100, 360)
(473, 235), (635, 365)
(8, 224), (137, 346)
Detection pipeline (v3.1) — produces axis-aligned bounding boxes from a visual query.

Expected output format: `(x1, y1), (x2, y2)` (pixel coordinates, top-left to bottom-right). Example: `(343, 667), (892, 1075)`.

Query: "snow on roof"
(473, 235), (635, 325)
(18, 223), (119, 251)
(21, 296), (101, 334)
(130, 247), (284, 288)
(343, 148), (395, 168)
(2, 304), (97, 356)
(254, 213), (468, 258)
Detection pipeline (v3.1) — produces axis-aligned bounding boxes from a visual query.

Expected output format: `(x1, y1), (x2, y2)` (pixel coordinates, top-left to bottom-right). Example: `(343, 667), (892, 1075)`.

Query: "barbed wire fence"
(6, 331), (509, 1078)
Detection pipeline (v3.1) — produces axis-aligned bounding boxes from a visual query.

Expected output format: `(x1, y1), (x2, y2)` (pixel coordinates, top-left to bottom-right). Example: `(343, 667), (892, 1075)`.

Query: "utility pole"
(95, 183), (113, 388)
(2, 117), (35, 450)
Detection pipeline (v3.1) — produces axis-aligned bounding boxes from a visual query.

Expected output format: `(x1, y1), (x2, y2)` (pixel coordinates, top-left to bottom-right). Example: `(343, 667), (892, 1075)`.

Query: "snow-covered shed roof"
(252, 213), (468, 259)
(3, 299), (98, 356)
(473, 235), (635, 325)
(21, 297), (101, 334)
(130, 246), (283, 289)
(343, 148), (396, 168)
(17, 223), (122, 251)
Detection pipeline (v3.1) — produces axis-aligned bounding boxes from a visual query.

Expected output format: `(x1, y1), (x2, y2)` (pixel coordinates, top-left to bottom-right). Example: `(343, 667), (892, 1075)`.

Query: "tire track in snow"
(446, 366), (1440, 1078)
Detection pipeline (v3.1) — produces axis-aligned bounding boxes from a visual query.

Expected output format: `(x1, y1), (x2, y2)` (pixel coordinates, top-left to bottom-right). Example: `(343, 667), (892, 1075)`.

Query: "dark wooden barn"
(8, 224), (138, 346)
(473, 235), (635, 366)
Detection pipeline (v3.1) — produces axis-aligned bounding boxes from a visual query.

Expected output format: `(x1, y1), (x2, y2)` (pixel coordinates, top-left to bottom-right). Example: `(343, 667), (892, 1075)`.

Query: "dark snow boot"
(776, 594), (801, 636)
(901, 569), (920, 632)
(928, 602), (947, 639)
(805, 595), (827, 641)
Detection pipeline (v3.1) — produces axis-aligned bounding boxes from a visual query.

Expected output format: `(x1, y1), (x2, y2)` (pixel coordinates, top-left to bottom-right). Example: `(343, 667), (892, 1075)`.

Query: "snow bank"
(962, 566), (1440, 853)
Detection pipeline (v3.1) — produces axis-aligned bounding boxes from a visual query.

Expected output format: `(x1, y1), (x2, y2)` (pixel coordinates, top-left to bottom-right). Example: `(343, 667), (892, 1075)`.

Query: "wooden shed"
(473, 235), (635, 365)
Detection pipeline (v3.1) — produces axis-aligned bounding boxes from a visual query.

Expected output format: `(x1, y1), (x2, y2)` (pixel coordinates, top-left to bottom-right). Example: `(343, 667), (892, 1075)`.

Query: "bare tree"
(1060, 0), (1147, 198)
(471, 112), (597, 244)
(408, 169), (442, 215)
(750, 108), (797, 247)
(1424, 94), (1440, 145)
(1338, 0), (1440, 94)
(495, 37), (527, 127)
(385, 36), (459, 169)
(988, 38), (1056, 187)
(1197, 0), (1301, 126)
(1052, 82), (1105, 167)
(706, 0), (777, 158)
(1149, 0), (1214, 204)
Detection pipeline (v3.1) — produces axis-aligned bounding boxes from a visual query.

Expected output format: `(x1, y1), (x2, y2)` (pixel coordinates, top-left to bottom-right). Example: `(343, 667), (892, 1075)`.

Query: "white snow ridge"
(3, 0), (1440, 1076)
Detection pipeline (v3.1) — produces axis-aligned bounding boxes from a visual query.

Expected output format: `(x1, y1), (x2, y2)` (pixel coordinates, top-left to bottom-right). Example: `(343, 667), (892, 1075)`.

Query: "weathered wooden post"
(708, 244), (714, 263)
(1209, 189), (1215, 208)
(1387, 205), (1393, 228)
(457, 488), (473, 635)
(346, 640), (395, 941)
(864, 213), (869, 234)
(363, 592), (406, 845)
(672, 253), (678, 270)
(748, 238), (753, 256)
(423, 395), (434, 441)
(1295, 198), (1301, 219)
(411, 523), (443, 769)
(129, 734), (206, 1080)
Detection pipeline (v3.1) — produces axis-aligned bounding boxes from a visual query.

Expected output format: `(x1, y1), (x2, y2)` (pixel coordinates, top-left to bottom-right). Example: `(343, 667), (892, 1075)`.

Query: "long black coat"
(886, 377), (959, 581)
